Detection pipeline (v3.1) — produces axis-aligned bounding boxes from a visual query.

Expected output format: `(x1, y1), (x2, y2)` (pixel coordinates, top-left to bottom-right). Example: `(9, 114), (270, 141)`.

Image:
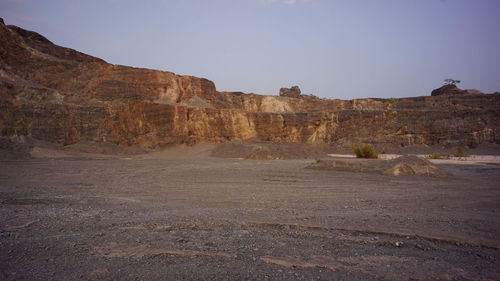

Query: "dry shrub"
(351, 144), (379, 159)
(454, 147), (469, 158)
(427, 153), (449, 159)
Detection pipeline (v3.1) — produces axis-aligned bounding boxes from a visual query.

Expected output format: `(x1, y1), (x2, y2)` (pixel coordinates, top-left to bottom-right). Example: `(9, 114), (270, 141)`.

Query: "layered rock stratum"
(1, 19), (499, 149)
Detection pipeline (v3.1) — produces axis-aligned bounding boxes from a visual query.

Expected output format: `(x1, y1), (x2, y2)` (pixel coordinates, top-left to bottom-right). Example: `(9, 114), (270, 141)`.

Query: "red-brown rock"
(1, 19), (499, 149)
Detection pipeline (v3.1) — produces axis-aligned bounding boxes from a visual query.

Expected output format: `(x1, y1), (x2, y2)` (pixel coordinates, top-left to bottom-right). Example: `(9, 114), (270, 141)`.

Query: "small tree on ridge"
(444, 79), (461, 85)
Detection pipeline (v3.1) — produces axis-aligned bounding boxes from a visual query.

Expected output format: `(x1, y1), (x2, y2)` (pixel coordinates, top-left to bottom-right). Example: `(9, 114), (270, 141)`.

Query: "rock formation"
(279, 86), (301, 98)
(430, 84), (484, 97)
(1, 19), (499, 149)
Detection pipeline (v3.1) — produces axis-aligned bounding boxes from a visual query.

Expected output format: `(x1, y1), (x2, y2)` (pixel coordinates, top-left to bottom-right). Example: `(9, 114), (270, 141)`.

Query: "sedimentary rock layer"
(1, 19), (499, 149)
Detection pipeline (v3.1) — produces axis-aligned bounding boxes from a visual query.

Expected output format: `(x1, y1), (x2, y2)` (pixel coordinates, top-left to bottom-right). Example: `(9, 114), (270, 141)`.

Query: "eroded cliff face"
(1, 19), (499, 149)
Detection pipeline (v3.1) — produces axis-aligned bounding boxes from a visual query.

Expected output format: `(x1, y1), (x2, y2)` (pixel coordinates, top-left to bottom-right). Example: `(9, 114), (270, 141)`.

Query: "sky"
(1, 0), (500, 99)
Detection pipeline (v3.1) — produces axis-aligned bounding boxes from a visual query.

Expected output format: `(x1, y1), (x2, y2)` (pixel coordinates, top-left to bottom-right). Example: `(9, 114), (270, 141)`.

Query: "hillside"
(1, 18), (499, 150)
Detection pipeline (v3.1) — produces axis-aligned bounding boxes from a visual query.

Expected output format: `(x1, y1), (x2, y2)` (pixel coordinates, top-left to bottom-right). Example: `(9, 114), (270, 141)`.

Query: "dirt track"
(1, 145), (500, 280)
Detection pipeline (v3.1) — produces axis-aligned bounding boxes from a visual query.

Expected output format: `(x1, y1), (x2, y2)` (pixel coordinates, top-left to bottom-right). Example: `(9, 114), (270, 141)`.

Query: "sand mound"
(139, 144), (216, 159)
(306, 155), (452, 177)
(0, 136), (32, 159)
(63, 141), (146, 155)
(383, 156), (451, 177)
(211, 140), (327, 160)
(307, 160), (373, 172)
(0, 137), (147, 159)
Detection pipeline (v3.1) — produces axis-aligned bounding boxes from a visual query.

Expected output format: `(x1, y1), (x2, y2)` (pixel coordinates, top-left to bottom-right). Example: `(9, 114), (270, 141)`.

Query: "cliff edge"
(1, 19), (499, 149)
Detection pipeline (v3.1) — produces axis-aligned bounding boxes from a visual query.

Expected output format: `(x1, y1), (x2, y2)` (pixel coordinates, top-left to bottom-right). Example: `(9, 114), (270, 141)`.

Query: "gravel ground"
(1, 146), (499, 280)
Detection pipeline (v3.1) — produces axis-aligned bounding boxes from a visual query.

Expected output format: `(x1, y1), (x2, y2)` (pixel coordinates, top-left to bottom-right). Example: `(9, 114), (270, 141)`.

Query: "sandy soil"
(1, 145), (500, 280)
(211, 140), (328, 160)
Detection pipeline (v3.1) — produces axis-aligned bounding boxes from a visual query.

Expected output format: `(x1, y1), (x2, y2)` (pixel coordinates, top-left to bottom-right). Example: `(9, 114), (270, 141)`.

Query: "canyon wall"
(1, 19), (499, 149)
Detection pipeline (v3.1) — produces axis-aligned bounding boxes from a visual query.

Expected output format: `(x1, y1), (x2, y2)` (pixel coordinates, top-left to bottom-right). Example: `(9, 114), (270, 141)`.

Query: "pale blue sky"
(2, 0), (499, 99)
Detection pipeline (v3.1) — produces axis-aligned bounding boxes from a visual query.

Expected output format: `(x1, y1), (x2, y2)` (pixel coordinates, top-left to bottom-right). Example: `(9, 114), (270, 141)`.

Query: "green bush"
(351, 144), (379, 159)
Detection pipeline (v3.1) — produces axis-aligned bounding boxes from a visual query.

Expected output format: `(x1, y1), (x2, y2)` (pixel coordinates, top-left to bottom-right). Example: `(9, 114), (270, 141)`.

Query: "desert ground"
(1, 143), (500, 281)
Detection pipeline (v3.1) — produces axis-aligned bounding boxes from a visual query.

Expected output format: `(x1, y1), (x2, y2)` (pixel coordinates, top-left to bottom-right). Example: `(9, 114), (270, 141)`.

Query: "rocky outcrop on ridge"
(431, 84), (484, 97)
(1, 19), (499, 150)
(279, 86), (301, 98)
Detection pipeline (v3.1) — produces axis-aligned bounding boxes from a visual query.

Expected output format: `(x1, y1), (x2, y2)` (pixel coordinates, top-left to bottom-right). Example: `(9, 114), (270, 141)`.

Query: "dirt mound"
(210, 140), (327, 160)
(140, 144), (216, 159)
(0, 136), (32, 159)
(307, 160), (373, 172)
(306, 156), (452, 177)
(62, 141), (146, 155)
(383, 156), (451, 177)
(0, 137), (147, 159)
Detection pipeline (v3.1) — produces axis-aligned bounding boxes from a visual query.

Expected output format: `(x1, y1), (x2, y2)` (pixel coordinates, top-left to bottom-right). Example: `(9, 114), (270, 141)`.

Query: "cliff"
(1, 19), (499, 149)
